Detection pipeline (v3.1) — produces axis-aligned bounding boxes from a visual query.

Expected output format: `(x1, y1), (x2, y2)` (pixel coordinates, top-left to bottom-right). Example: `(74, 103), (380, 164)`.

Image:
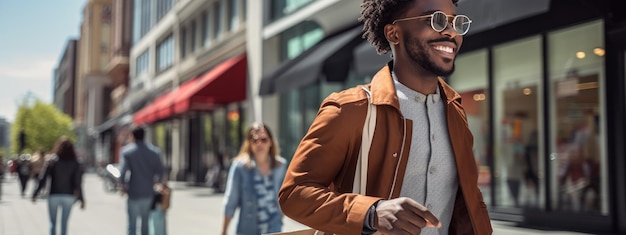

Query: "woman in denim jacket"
(222, 122), (287, 235)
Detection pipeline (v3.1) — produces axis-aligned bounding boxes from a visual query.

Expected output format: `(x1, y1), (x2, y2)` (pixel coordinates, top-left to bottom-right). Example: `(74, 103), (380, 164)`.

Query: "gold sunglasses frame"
(392, 11), (472, 35)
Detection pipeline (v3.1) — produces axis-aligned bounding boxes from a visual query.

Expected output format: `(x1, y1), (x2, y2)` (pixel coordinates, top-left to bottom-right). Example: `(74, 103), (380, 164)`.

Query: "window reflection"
(493, 36), (543, 209)
(548, 20), (606, 215)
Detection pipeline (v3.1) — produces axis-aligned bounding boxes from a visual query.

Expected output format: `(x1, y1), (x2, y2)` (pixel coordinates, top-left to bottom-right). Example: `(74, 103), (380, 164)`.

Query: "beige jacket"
(279, 62), (492, 235)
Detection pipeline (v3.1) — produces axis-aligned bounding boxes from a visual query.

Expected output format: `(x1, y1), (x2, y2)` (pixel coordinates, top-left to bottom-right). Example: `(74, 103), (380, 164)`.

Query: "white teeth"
(434, 46), (453, 53)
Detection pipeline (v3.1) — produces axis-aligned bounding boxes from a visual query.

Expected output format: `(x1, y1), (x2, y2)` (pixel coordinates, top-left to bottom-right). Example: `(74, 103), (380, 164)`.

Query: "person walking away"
(120, 126), (165, 235)
(31, 150), (48, 196)
(16, 154), (31, 197)
(31, 150), (46, 179)
(32, 136), (85, 235)
(221, 123), (286, 235)
(278, 0), (493, 234)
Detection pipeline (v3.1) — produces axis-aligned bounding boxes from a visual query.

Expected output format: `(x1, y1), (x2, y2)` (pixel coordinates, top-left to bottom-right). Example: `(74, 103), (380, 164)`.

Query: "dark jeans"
(18, 173), (29, 196)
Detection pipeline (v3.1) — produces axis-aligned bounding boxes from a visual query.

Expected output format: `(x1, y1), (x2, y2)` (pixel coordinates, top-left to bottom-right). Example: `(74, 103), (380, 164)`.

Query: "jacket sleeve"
(223, 161), (242, 218)
(278, 98), (381, 234)
(120, 152), (130, 190)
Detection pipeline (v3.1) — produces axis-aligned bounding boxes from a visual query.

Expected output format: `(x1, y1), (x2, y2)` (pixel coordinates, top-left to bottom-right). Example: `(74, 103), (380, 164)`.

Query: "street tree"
(11, 99), (75, 154)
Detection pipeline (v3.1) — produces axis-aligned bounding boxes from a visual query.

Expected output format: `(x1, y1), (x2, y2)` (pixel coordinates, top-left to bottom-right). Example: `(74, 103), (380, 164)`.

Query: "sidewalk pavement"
(0, 172), (596, 235)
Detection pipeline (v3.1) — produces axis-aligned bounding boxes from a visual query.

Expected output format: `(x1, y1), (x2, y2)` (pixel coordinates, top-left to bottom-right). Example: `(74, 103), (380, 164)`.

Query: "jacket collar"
(369, 61), (462, 109)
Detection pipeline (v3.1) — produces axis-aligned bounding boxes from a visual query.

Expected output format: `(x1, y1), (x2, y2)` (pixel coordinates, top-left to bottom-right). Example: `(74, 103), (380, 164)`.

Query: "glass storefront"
(278, 22), (324, 159)
(448, 50), (491, 205)
(547, 20), (607, 215)
(264, 0), (626, 230)
(493, 36), (544, 209)
(450, 20), (609, 218)
(278, 82), (339, 159)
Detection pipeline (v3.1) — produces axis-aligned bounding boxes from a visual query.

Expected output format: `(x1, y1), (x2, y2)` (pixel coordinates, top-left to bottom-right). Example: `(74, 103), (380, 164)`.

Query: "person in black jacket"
(32, 136), (85, 235)
(16, 154), (31, 197)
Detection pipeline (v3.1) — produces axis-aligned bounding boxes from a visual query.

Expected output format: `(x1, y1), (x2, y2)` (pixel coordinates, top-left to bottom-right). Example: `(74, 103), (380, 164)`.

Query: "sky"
(0, 0), (85, 122)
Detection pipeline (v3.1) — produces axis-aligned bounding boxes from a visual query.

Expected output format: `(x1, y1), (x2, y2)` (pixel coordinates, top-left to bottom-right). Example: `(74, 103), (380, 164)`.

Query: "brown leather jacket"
(279, 62), (492, 234)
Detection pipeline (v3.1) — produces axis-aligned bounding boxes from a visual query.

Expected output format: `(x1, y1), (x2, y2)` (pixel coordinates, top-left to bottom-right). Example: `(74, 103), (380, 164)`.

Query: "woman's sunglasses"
(392, 11), (472, 36)
(251, 137), (270, 144)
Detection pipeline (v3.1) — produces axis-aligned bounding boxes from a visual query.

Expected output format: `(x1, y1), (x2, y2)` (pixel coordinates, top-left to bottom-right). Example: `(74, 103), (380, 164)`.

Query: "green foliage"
(11, 99), (75, 154)
(154, 123), (166, 151)
(0, 147), (8, 158)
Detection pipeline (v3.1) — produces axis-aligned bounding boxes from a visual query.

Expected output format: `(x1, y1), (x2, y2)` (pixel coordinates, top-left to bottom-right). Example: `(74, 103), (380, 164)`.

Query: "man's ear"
(384, 24), (400, 46)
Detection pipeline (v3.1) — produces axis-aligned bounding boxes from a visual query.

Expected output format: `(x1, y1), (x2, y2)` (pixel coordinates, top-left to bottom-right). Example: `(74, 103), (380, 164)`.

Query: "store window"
(448, 50), (491, 205)
(156, 34), (174, 72)
(156, 0), (173, 22)
(213, 1), (222, 40)
(226, 104), (243, 156)
(283, 21), (323, 60)
(279, 90), (303, 160)
(153, 123), (172, 169)
(548, 20), (607, 215)
(493, 36), (543, 209)
(132, 0), (153, 43)
(202, 12), (211, 47)
(279, 22), (323, 159)
(135, 49), (150, 77)
(226, 0), (238, 31)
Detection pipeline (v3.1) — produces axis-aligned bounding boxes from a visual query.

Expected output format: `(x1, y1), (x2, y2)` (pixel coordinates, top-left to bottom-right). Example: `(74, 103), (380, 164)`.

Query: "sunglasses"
(251, 137), (270, 144)
(392, 11), (472, 36)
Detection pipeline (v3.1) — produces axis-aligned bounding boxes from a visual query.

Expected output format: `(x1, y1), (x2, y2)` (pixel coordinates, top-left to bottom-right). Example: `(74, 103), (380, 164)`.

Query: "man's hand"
(80, 201), (85, 209)
(375, 197), (441, 234)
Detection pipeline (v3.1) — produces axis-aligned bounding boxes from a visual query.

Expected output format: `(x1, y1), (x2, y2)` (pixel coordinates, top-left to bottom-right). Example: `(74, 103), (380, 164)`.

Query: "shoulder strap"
(353, 86), (377, 194)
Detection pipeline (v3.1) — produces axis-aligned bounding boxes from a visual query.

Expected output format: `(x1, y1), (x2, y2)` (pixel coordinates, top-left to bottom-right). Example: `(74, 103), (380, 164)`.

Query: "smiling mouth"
(433, 45), (454, 54)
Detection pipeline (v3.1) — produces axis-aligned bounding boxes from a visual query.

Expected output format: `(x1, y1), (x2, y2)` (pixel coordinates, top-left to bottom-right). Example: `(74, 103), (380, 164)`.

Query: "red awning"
(133, 54), (247, 125)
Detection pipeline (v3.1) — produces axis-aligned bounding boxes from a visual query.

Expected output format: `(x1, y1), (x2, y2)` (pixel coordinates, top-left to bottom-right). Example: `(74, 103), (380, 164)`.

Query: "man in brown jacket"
(278, 0), (492, 234)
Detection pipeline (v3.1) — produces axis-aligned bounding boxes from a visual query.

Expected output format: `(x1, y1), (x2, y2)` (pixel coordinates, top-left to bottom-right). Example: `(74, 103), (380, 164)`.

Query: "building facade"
(93, 0), (133, 167)
(76, 0), (626, 231)
(108, 0), (249, 184)
(254, 0), (626, 234)
(53, 39), (78, 119)
(0, 117), (9, 154)
(75, 0), (113, 167)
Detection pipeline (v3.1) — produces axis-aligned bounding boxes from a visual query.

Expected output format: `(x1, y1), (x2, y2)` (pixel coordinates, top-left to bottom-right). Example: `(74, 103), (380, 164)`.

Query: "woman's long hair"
(52, 136), (77, 161)
(235, 122), (281, 169)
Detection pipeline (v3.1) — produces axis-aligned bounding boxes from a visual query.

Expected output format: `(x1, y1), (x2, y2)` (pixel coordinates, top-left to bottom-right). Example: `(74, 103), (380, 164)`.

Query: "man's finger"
(403, 198), (441, 228)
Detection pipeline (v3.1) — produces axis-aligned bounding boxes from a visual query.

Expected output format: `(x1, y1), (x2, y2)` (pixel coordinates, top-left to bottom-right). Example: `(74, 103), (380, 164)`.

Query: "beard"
(404, 35), (456, 77)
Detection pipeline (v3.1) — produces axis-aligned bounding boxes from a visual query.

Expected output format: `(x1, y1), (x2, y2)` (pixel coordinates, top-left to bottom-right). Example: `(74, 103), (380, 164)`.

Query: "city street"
(0, 172), (594, 235)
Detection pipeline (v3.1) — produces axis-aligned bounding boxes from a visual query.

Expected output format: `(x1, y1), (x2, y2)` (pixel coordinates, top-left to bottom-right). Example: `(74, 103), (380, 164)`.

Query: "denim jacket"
(224, 157), (287, 235)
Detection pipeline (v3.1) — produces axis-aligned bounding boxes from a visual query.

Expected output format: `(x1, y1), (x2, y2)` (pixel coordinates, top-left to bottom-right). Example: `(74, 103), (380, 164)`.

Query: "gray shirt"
(393, 73), (458, 235)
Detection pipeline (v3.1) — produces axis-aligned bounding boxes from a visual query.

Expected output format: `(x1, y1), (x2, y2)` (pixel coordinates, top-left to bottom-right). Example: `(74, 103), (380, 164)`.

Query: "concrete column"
(245, 0), (263, 123)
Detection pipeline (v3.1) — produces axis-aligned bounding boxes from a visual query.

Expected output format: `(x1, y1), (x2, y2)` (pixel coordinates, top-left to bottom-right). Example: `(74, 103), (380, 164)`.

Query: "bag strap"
(353, 86), (376, 194)
(289, 87), (377, 235)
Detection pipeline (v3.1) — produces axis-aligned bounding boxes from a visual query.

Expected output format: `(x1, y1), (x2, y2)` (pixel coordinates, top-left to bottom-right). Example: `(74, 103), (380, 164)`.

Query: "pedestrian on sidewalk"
(278, 0), (492, 234)
(31, 150), (47, 180)
(32, 136), (85, 235)
(120, 126), (165, 235)
(16, 154), (31, 197)
(221, 122), (286, 235)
